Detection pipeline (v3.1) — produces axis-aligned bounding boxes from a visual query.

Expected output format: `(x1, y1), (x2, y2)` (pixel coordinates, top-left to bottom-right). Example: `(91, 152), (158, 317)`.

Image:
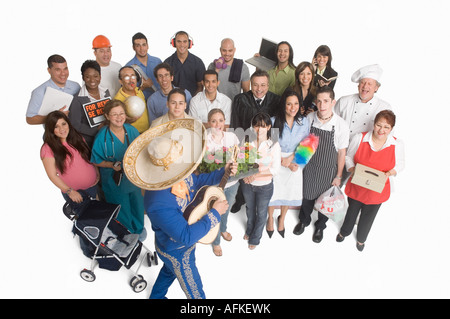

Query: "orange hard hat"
(92, 35), (112, 49)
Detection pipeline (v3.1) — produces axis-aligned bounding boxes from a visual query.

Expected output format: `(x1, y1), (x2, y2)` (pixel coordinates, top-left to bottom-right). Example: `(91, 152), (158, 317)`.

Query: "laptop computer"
(245, 38), (278, 71)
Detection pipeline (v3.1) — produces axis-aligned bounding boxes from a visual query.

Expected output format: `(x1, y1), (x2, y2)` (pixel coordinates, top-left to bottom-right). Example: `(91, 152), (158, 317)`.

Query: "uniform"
(144, 169), (225, 299)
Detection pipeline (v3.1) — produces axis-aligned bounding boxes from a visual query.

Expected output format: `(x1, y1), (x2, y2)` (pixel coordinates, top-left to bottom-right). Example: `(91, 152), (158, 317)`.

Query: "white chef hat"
(351, 64), (383, 84)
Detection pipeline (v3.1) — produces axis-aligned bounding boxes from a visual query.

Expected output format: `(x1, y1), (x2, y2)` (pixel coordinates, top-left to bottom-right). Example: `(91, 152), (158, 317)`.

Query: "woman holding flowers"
(241, 112), (281, 250)
(268, 89), (310, 238)
(205, 109), (240, 256)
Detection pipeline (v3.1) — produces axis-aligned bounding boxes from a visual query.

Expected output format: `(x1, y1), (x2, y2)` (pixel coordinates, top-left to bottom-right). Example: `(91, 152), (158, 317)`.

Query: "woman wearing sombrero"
(123, 118), (237, 299)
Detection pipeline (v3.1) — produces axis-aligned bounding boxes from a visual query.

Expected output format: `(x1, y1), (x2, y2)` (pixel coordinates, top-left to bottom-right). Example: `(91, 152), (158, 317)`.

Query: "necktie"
(171, 180), (190, 201)
(256, 99), (262, 107)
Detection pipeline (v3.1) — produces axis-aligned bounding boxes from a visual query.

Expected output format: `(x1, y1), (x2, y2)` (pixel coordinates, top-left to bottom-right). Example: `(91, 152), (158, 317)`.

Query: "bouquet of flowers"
(197, 142), (260, 176)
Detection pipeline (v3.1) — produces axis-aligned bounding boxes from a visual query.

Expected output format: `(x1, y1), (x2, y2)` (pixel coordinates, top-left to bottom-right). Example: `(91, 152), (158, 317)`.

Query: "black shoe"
(293, 222), (305, 235)
(230, 202), (243, 213)
(277, 216), (285, 238)
(336, 233), (345, 242)
(356, 242), (365, 252)
(266, 229), (274, 238)
(312, 228), (323, 243)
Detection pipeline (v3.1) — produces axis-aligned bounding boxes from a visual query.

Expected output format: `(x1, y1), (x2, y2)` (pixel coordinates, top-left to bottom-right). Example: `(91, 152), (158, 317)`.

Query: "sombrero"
(123, 118), (206, 190)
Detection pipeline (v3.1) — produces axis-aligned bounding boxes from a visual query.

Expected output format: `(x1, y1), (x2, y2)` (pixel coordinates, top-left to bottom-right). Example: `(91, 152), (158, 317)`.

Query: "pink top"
(41, 142), (97, 191)
(251, 139), (281, 186)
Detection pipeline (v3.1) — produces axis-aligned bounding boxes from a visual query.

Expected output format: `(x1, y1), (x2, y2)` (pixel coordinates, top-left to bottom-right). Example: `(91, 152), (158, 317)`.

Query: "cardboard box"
(351, 163), (387, 193)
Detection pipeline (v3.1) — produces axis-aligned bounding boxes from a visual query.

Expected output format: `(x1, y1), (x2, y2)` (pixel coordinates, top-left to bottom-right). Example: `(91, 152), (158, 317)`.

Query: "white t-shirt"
(100, 61), (122, 97)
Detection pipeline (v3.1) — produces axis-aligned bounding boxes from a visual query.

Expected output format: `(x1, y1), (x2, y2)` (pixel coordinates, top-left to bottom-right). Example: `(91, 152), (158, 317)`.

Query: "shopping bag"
(314, 186), (347, 223)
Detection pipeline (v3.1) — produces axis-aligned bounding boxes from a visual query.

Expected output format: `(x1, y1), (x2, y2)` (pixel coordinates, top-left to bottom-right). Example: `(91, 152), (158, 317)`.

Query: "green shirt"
(268, 64), (296, 96)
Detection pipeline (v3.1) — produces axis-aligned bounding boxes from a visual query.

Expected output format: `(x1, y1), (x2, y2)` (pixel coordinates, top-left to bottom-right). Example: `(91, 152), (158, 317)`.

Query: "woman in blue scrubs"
(91, 99), (145, 237)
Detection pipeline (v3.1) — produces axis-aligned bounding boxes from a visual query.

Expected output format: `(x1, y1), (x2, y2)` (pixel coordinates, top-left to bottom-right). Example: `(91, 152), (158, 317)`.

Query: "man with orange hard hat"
(92, 35), (122, 96)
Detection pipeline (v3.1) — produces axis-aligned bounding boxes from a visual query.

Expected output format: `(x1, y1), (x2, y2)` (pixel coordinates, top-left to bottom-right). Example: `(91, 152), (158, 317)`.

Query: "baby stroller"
(63, 195), (158, 293)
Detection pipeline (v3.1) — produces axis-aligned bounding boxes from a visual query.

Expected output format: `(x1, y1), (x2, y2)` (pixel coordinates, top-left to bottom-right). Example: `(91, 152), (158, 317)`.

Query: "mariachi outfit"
(144, 169), (225, 299)
(340, 131), (404, 243)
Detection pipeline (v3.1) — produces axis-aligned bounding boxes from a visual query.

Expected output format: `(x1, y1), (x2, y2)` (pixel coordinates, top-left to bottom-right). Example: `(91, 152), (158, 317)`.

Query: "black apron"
(303, 119), (338, 200)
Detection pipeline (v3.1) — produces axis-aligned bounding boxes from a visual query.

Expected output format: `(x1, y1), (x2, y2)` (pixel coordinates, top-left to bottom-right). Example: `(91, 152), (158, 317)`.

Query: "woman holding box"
(336, 110), (405, 251)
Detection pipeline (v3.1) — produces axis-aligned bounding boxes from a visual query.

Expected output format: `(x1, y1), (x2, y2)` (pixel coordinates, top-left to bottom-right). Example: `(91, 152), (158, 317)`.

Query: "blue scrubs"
(144, 168), (224, 299)
(91, 124), (145, 234)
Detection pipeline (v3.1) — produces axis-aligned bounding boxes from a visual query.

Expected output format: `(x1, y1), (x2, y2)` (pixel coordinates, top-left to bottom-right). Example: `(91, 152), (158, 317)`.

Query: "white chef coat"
(335, 93), (392, 138)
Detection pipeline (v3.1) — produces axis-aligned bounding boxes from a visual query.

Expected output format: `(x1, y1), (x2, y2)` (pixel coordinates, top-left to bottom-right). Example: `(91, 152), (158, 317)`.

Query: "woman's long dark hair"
(273, 88), (304, 139)
(43, 111), (91, 174)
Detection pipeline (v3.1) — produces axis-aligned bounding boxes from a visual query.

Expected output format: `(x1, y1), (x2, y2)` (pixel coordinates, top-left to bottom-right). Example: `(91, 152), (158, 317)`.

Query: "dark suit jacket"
(230, 90), (280, 131)
(68, 90), (111, 149)
(314, 66), (338, 89)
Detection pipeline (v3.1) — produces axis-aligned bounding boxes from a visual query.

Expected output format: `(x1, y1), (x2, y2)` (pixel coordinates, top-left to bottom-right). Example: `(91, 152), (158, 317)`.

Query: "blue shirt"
(271, 116), (310, 153)
(126, 54), (162, 101)
(144, 168), (224, 252)
(26, 79), (80, 118)
(147, 86), (192, 123)
(164, 52), (206, 96)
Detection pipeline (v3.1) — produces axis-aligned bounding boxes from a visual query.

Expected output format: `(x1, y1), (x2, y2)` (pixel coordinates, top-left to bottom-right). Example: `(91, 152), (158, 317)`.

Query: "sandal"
(213, 245), (222, 256)
(221, 232), (232, 241)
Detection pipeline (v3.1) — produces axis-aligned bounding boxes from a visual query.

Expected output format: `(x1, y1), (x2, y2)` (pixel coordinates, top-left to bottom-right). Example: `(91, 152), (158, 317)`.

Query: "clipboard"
(38, 87), (74, 116)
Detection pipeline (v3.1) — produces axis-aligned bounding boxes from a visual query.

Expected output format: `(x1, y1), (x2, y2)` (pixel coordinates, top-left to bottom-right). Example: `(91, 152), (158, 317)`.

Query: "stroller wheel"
(80, 269), (96, 282)
(130, 275), (147, 293)
(146, 251), (159, 267)
(153, 251), (159, 266)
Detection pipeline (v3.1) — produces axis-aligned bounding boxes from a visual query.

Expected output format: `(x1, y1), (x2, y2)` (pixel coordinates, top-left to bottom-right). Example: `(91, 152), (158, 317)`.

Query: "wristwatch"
(113, 161), (121, 168)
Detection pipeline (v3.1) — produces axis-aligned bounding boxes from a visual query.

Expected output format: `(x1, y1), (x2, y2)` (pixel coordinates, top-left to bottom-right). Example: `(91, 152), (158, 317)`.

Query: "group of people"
(28, 31), (405, 299)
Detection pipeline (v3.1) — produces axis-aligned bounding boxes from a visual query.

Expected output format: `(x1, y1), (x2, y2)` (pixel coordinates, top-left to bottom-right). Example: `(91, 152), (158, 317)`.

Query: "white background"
(1, 0), (449, 299)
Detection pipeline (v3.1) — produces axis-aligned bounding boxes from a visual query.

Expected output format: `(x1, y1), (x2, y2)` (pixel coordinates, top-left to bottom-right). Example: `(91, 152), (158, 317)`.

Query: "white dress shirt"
(188, 91), (232, 125)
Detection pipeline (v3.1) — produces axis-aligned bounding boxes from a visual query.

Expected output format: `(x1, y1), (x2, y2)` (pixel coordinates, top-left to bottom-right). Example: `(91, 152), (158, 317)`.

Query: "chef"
(334, 64), (392, 139)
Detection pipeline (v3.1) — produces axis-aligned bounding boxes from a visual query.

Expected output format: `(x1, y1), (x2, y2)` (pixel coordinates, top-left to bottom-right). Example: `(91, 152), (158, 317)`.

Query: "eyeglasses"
(123, 75), (137, 81)
(110, 112), (126, 117)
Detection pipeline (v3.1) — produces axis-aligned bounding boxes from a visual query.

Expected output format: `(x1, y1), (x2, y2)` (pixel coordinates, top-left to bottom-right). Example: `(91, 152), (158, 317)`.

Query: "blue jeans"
(212, 182), (239, 246)
(61, 185), (98, 212)
(241, 181), (274, 246)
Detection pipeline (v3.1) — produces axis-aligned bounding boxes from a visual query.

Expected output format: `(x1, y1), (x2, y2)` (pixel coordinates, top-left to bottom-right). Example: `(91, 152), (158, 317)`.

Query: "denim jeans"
(241, 181), (274, 246)
(62, 185), (98, 213)
(212, 182), (239, 246)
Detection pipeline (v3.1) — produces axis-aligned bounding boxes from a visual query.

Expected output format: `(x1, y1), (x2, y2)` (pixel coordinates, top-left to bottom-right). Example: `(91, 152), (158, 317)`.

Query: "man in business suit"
(230, 70), (280, 131)
(229, 70), (280, 213)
